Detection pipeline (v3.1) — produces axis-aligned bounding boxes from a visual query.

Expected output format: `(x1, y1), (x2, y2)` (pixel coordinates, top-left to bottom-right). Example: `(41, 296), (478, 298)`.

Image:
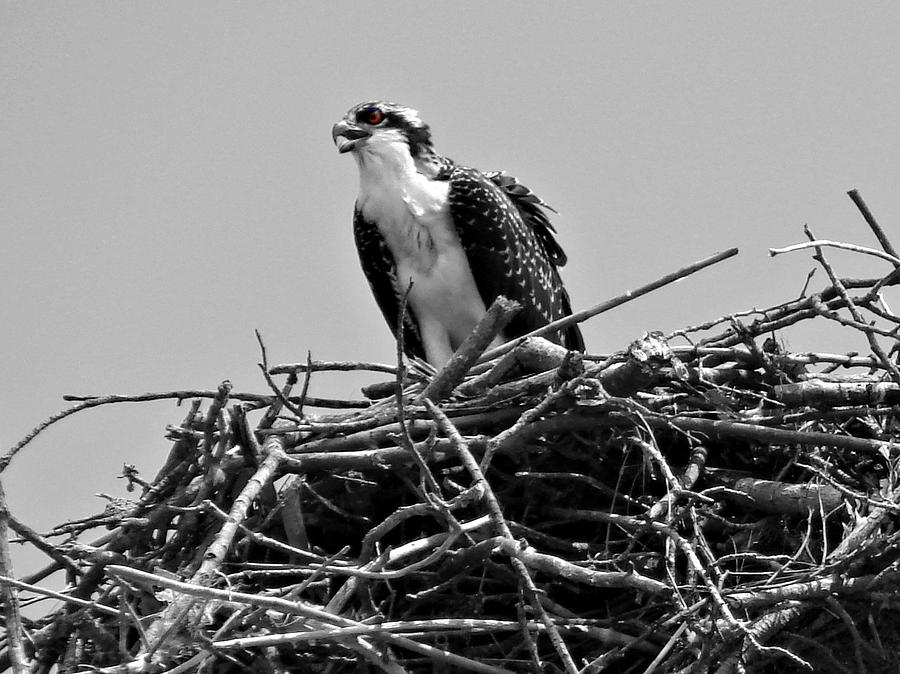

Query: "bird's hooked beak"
(332, 120), (370, 154)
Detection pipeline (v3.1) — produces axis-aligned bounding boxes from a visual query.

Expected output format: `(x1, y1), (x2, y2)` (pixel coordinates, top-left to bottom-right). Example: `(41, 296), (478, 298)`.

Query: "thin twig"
(417, 296), (520, 403)
(769, 239), (900, 266)
(0, 480), (29, 672)
(2, 389), (366, 471)
(805, 226), (900, 386)
(0, 573), (120, 617)
(269, 360), (400, 375)
(480, 247), (740, 362)
(848, 189), (899, 259)
(255, 329), (302, 421)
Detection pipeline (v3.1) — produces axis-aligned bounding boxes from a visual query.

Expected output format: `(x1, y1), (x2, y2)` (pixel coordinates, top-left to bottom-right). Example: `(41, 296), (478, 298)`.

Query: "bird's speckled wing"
(353, 209), (426, 359)
(485, 170), (567, 266)
(447, 167), (584, 351)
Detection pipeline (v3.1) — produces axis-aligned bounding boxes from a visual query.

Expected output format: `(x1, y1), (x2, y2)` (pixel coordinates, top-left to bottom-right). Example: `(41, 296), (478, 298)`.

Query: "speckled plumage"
(334, 101), (584, 365)
(446, 167), (583, 352)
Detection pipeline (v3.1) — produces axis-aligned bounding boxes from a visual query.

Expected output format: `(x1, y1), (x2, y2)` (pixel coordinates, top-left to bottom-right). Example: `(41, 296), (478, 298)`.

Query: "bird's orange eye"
(365, 108), (384, 125)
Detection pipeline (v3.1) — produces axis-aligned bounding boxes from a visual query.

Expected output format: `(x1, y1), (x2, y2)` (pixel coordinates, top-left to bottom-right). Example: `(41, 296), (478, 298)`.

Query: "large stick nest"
(4, 193), (900, 673)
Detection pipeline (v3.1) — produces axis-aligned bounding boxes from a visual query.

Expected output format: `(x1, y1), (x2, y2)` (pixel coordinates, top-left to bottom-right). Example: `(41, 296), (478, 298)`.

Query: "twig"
(491, 537), (668, 595)
(287, 407), (521, 454)
(848, 189), (898, 259)
(417, 296), (520, 403)
(481, 381), (573, 469)
(107, 565), (455, 674)
(0, 480), (29, 672)
(2, 389), (366, 471)
(394, 280), (442, 495)
(255, 330), (302, 421)
(552, 508), (741, 630)
(805, 226), (900, 386)
(269, 360), (400, 375)
(647, 413), (890, 455)
(296, 350), (313, 417)
(480, 247), (740, 362)
(112, 565), (515, 674)
(0, 573), (120, 617)
(7, 513), (81, 578)
(769, 240), (900, 266)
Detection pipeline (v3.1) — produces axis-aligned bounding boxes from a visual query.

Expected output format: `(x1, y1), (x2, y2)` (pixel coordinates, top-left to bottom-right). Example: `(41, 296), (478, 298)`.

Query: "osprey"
(332, 101), (584, 366)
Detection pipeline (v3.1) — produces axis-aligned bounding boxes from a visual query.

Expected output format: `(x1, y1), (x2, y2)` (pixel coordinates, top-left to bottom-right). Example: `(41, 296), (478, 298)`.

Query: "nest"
(4, 191), (900, 673)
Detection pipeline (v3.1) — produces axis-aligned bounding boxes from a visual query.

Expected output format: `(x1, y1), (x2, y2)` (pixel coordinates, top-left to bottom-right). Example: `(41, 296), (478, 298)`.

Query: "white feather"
(352, 130), (491, 365)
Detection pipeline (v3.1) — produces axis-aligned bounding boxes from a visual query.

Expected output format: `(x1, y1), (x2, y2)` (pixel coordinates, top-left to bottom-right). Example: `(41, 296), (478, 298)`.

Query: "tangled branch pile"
(4, 192), (900, 673)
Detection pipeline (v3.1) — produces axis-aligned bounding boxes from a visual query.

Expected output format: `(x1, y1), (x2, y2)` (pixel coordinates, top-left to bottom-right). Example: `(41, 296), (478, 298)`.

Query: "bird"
(332, 101), (584, 367)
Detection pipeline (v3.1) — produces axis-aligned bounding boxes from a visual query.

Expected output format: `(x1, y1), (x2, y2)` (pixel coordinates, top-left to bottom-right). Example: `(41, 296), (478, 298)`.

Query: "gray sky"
(3, 3), (900, 552)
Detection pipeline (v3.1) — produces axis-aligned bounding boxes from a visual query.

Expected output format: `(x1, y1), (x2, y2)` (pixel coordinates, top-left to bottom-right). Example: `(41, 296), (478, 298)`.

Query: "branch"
(769, 239), (900, 266)
(417, 296), (520, 403)
(0, 480), (28, 671)
(479, 247), (740, 362)
(848, 189), (898, 259)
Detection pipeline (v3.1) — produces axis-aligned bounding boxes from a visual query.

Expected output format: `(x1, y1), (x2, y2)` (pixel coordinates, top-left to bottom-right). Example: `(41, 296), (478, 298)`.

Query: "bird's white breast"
(354, 140), (489, 364)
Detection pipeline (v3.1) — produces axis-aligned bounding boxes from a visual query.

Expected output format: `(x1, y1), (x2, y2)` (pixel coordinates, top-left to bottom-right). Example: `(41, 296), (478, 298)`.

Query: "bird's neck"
(353, 138), (453, 269)
(354, 138), (448, 221)
(354, 137), (419, 189)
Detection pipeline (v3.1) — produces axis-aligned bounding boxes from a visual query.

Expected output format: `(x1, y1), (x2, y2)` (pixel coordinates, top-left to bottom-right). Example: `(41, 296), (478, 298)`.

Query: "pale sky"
(2, 3), (900, 563)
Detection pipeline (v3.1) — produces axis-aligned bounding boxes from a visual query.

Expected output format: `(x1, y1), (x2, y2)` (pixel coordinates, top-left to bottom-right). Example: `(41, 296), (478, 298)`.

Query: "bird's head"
(332, 101), (434, 160)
